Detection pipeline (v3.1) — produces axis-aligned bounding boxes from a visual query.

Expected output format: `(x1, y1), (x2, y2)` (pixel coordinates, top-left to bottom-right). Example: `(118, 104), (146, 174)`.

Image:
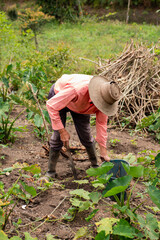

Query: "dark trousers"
(48, 84), (94, 150)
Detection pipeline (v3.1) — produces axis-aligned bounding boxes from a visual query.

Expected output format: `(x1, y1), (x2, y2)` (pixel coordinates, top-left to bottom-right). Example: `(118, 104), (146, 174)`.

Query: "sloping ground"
(0, 107), (159, 239)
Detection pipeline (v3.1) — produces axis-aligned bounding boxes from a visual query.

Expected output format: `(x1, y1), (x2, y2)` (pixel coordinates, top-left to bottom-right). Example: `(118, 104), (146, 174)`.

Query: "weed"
(109, 138), (120, 147)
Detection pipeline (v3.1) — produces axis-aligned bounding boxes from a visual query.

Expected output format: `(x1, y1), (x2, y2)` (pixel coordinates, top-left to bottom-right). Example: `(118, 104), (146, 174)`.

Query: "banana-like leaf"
(122, 164), (144, 178)
(103, 175), (132, 197)
(86, 162), (114, 177)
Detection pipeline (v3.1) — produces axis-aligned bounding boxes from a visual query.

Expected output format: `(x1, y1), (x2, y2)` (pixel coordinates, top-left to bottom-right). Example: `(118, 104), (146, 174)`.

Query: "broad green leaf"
(70, 198), (82, 207)
(123, 153), (136, 165)
(73, 180), (89, 184)
(0, 230), (9, 240)
(126, 209), (136, 221)
(6, 64), (13, 74)
(23, 164), (41, 174)
(12, 184), (27, 201)
(89, 192), (101, 204)
(95, 231), (110, 240)
(46, 233), (57, 240)
(148, 185), (160, 209)
(1, 76), (9, 88)
(155, 153), (160, 169)
(96, 217), (119, 234)
(78, 201), (91, 212)
(95, 173), (113, 185)
(43, 110), (51, 124)
(91, 181), (105, 189)
(85, 209), (99, 222)
(137, 214), (159, 240)
(122, 164), (144, 178)
(103, 175), (132, 197)
(70, 189), (90, 200)
(113, 219), (137, 238)
(34, 114), (43, 128)
(26, 111), (34, 120)
(73, 227), (88, 240)
(2, 167), (13, 173)
(24, 232), (38, 240)
(86, 162), (114, 177)
(20, 181), (37, 197)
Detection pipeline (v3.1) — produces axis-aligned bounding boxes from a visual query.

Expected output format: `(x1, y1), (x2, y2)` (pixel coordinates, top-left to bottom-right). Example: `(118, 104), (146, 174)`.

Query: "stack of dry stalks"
(96, 42), (160, 130)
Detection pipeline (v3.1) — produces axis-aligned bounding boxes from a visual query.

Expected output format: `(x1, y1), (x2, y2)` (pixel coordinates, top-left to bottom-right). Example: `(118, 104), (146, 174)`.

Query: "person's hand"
(100, 155), (111, 162)
(59, 128), (70, 148)
(99, 144), (111, 162)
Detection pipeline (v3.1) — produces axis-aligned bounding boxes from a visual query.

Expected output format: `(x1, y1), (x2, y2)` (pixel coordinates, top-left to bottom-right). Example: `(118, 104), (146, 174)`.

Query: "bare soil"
(0, 107), (160, 239)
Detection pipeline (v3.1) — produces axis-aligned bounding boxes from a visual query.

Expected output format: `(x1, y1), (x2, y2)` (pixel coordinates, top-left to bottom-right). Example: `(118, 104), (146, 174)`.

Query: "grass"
(39, 19), (160, 73)
(1, 16), (160, 74)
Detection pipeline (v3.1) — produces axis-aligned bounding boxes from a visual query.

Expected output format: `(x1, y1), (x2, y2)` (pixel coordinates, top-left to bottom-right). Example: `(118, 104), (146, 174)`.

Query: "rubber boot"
(46, 148), (60, 178)
(86, 143), (99, 168)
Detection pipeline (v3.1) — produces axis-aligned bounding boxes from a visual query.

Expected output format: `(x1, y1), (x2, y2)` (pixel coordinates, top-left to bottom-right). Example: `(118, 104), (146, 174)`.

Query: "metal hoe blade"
(66, 148), (78, 180)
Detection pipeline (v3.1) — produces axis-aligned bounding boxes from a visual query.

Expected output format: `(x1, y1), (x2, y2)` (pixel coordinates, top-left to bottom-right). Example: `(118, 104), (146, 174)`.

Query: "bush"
(7, 7), (18, 21)
(36, 0), (84, 21)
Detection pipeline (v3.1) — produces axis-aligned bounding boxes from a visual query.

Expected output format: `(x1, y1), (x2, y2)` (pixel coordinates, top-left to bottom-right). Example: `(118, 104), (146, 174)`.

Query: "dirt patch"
(0, 108), (159, 239)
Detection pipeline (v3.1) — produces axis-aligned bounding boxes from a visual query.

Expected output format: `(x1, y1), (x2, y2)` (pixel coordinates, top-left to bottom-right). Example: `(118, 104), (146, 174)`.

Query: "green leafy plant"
(90, 116), (96, 126)
(109, 138), (120, 147)
(137, 150), (160, 182)
(0, 98), (26, 144)
(0, 163), (53, 232)
(67, 158), (160, 239)
(136, 108), (160, 142)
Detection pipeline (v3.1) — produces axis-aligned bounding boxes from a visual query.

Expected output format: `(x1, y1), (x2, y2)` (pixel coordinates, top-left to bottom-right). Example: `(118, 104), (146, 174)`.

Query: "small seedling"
(109, 138), (120, 147)
(130, 138), (137, 146)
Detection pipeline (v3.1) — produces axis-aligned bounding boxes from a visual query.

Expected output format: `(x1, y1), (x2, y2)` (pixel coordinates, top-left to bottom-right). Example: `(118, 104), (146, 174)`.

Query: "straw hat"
(89, 76), (121, 116)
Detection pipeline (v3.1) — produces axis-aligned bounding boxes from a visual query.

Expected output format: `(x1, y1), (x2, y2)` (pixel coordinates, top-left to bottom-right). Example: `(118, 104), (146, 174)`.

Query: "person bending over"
(46, 74), (121, 178)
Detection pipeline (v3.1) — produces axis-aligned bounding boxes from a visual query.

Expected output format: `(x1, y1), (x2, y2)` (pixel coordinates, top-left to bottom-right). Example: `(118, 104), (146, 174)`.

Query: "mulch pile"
(96, 41), (160, 129)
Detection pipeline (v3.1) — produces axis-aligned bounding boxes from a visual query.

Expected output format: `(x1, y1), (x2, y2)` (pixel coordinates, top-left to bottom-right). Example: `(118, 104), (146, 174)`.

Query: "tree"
(18, 7), (54, 50)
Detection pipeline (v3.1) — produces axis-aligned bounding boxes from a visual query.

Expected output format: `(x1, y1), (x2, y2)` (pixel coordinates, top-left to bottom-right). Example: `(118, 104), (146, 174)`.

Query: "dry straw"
(96, 41), (160, 130)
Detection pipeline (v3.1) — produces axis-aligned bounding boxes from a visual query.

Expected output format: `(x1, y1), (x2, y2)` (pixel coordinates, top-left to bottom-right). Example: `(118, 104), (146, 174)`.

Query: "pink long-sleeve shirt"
(46, 74), (108, 148)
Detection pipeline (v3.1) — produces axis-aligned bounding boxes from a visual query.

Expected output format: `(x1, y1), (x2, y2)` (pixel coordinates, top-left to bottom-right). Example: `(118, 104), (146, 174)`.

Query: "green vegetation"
(0, 163), (54, 239)
(63, 153), (160, 239)
(0, 2), (160, 239)
(1, 10), (160, 73)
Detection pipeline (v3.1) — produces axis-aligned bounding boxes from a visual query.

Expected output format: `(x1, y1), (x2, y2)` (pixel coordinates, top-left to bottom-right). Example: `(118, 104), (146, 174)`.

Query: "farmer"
(46, 74), (121, 178)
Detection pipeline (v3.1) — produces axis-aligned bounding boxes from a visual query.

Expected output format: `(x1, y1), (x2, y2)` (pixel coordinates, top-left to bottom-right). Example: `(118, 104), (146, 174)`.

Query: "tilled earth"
(0, 108), (160, 239)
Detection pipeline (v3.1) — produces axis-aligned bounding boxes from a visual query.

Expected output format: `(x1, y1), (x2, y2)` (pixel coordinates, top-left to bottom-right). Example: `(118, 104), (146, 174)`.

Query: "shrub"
(18, 7), (54, 50)
(36, 0), (84, 21)
(7, 6), (18, 21)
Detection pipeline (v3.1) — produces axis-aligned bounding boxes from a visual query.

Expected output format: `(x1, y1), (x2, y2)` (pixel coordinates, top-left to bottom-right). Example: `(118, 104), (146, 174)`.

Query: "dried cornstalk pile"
(97, 42), (160, 129)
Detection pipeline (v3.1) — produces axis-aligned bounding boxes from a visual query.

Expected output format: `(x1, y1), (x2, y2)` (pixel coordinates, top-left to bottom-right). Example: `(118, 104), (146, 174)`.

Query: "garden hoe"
(63, 147), (78, 180)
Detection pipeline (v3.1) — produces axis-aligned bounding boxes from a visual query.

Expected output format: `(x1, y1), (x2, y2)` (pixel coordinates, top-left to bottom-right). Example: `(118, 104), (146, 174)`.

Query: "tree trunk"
(34, 31), (39, 51)
(126, 0), (131, 24)
(76, 0), (83, 17)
